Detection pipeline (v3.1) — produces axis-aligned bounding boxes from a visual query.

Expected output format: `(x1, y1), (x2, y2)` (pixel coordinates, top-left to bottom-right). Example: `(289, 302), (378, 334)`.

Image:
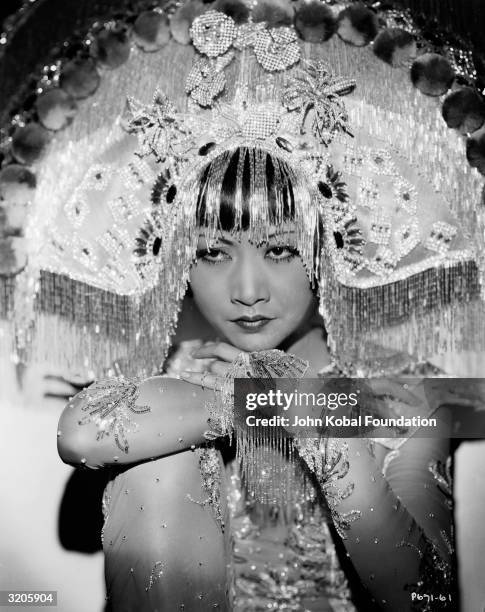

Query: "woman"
(58, 147), (456, 611)
(2, 2), (483, 610)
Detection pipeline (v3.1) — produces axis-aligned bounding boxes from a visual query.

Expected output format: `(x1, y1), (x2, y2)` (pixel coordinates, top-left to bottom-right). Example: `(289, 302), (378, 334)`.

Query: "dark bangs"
(195, 147), (296, 231)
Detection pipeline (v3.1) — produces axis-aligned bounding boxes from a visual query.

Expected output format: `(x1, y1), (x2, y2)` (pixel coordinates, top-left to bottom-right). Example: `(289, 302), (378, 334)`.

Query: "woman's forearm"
(299, 434), (454, 610)
(57, 376), (214, 468)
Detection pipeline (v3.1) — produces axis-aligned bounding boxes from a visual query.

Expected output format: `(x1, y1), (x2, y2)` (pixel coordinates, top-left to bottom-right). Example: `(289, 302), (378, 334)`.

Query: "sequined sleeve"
(57, 375), (215, 468)
(297, 433), (456, 610)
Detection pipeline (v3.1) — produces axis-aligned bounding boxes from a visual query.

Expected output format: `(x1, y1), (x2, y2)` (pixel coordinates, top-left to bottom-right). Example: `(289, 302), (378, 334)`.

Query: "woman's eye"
(266, 245), (298, 262)
(196, 248), (230, 264)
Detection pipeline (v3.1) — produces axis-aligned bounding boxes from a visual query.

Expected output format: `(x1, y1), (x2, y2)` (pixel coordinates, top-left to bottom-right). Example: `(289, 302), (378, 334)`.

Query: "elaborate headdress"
(1, 0), (485, 378)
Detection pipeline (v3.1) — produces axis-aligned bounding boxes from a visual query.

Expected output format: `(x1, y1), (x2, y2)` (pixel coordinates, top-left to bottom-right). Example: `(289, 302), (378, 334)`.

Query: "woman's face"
(189, 228), (317, 352)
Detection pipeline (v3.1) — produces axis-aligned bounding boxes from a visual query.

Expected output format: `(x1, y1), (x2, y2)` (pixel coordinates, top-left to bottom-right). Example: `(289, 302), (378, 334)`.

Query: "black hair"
(195, 147), (296, 231)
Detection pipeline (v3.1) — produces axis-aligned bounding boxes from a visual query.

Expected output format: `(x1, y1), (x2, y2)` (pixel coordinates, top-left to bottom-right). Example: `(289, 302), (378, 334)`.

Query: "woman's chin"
(225, 331), (282, 353)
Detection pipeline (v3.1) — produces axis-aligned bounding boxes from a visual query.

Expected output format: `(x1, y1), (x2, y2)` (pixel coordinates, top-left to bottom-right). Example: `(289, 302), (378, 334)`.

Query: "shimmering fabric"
(84, 343), (456, 612)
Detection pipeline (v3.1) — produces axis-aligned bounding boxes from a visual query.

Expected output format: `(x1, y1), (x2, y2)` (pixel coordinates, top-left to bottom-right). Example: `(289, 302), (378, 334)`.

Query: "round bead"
(337, 3), (379, 47)
(36, 89), (77, 131)
(252, 0), (294, 28)
(294, 1), (336, 43)
(373, 28), (416, 67)
(60, 57), (100, 99)
(443, 87), (485, 134)
(0, 164), (36, 207)
(466, 126), (485, 175)
(91, 23), (131, 69)
(411, 53), (455, 97)
(133, 11), (170, 52)
(11, 123), (50, 165)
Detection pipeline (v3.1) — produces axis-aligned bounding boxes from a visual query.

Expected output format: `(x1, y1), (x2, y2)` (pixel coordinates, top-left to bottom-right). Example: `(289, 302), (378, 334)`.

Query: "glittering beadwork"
(77, 378), (151, 453)
(295, 437), (361, 539)
(3, 0), (483, 384)
(146, 561), (165, 591)
(282, 61), (355, 145)
(190, 11), (236, 58)
(429, 457), (453, 510)
(204, 349), (308, 441)
(187, 447), (225, 531)
(425, 221), (457, 255)
(252, 26), (300, 72)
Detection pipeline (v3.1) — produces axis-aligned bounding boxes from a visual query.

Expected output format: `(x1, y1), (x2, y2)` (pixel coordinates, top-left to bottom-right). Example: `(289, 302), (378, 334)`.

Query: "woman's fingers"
(207, 360), (231, 376)
(192, 342), (244, 363)
(179, 370), (223, 391)
(424, 379), (485, 410)
(42, 375), (84, 399)
(367, 379), (421, 407)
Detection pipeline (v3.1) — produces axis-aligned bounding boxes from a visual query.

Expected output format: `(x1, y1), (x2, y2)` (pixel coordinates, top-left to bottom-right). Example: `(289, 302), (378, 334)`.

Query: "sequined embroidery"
(187, 447), (225, 532)
(77, 378), (151, 453)
(295, 437), (362, 539)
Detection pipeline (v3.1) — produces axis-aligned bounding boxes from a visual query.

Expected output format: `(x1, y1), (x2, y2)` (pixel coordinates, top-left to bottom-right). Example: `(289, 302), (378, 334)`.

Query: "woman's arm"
(57, 376), (214, 469)
(299, 425), (454, 610)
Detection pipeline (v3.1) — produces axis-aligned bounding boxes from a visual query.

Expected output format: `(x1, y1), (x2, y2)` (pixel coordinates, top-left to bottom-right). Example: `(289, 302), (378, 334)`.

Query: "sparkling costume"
(73, 343), (455, 611)
(1, 1), (484, 611)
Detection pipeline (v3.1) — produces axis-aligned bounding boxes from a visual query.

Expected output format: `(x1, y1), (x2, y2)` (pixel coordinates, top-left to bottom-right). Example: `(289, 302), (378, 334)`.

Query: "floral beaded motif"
(187, 447), (225, 532)
(295, 437), (362, 539)
(77, 378), (151, 454)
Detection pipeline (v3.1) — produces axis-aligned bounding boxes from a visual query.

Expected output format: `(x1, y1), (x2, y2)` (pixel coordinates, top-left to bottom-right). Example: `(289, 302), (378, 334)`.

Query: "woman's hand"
(178, 341), (246, 390)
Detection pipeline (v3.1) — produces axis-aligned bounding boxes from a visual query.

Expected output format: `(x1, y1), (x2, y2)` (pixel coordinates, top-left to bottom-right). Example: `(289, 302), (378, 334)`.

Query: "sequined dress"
(91, 341), (455, 611)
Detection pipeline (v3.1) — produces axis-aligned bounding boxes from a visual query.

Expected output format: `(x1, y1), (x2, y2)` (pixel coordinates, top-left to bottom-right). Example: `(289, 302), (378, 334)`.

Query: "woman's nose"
(230, 254), (270, 307)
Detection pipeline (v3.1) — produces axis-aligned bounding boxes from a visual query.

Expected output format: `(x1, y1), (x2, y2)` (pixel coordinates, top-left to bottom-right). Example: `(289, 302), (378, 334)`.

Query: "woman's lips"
(231, 316), (274, 332)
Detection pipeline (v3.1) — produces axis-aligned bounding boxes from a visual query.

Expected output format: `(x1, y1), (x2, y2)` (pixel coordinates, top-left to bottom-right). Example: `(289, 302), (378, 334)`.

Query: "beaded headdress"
(1, 0), (485, 378)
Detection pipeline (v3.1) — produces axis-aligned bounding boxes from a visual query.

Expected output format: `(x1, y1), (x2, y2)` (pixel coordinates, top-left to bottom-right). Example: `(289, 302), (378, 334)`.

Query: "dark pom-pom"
(466, 126), (485, 176)
(0, 164), (36, 205)
(373, 28), (416, 67)
(442, 87), (485, 134)
(152, 236), (162, 256)
(199, 142), (216, 155)
(36, 89), (77, 131)
(0, 237), (27, 276)
(11, 123), (50, 165)
(318, 181), (333, 199)
(410, 53), (455, 96)
(133, 11), (170, 52)
(275, 136), (293, 152)
(337, 3), (379, 47)
(170, 1), (207, 45)
(253, 0), (294, 27)
(334, 231), (344, 249)
(91, 23), (131, 69)
(212, 0), (249, 24)
(166, 184), (177, 203)
(294, 1), (336, 43)
(60, 58), (100, 99)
